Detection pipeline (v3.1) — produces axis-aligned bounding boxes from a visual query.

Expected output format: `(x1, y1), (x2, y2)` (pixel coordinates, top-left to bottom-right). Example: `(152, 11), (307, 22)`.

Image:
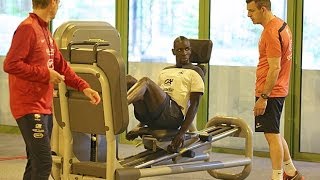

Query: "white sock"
(283, 159), (297, 176)
(272, 169), (283, 180)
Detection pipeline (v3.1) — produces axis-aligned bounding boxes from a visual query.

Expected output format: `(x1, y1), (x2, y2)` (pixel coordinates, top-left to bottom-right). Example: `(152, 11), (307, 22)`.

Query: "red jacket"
(3, 13), (89, 119)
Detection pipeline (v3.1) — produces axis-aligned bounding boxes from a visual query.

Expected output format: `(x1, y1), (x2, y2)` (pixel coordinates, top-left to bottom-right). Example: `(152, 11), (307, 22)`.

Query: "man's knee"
(139, 77), (152, 84)
(264, 133), (282, 145)
(126, 75), (138, 90)
(131, 77), (154, 90)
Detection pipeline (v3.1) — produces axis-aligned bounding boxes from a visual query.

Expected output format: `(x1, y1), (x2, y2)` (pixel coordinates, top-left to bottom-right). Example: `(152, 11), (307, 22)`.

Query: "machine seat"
(133, 127), (197, 142)
(133, 127), (179, 141)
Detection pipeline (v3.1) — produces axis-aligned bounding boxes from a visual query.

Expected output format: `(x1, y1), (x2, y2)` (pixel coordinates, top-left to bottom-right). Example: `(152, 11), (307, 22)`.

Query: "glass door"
(0, 0), (32, 125)
(127, 0), (200, 130)
(208, 0), (287, 151)
(297, 0), (320, 161)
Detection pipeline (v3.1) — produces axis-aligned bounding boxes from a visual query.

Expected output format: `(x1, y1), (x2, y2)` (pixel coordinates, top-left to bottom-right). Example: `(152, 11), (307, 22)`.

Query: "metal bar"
(123, 150), (167, 167)
(135, 128), (239, 168)
(154, 153), (210, 166)
(138, 158), (251, 178)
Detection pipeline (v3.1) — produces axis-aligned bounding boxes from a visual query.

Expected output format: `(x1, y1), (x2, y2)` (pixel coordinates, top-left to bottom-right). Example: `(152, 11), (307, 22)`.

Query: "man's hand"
(49, 69), (65, 84)
(253, 98), (267, 116)
(169, 132), (185, 152)
(83, 88), (101, 105)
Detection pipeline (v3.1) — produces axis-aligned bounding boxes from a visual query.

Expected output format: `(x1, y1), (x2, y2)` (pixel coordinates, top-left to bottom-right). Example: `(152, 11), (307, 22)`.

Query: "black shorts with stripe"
(134, 94), (184, 130)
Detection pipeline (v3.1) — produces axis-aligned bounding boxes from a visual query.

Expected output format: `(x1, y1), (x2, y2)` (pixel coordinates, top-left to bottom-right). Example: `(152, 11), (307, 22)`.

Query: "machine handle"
(67, 41), (110, 62)
(67, 41), (110, 51)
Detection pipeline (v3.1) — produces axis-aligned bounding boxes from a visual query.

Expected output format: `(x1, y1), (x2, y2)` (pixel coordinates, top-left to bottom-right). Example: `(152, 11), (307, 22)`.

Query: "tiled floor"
(0, 133), (319, 180)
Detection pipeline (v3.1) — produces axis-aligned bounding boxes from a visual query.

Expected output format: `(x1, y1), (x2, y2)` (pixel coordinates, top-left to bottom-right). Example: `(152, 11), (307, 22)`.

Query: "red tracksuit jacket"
(3, 13), (89, 119)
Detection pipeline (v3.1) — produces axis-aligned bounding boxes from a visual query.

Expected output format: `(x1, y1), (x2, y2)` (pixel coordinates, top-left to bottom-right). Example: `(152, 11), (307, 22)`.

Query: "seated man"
(126, 36), (205, 151)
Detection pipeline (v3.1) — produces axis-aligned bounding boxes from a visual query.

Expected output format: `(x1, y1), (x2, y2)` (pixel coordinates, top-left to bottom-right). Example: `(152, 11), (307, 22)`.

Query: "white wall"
(0, 56), (15, 125)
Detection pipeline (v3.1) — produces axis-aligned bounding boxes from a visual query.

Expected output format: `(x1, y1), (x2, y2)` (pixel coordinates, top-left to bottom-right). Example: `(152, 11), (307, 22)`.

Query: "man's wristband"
(261, 93), (269, 99)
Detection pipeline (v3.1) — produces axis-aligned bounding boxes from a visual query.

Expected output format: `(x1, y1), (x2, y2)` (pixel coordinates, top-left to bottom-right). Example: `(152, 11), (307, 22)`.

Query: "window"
(128, 0), (199, 64)
(52, 0), (116, 32)
(300, 0), (320, 153)
(301, 0), (320, 70)
(208, 0), (287, 151)
(127, 0), (199, 130)
(0, 0), (32, 125)
(0, 0), (31, 55)
(210, 0), (287, 66)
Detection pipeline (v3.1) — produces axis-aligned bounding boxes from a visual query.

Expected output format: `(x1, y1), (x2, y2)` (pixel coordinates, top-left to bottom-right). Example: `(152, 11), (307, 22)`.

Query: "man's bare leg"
(265, 133), (284, 179)
(126, 77), (167, 140)
(126, 75), (138, 91)
(282, 136), (291, 162)
(282, 136), (299, 177)
(127, 77), (166, 112)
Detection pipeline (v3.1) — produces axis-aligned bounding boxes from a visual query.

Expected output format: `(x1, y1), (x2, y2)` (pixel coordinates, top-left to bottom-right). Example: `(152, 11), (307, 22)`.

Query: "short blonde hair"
(246, 0), (271, 10)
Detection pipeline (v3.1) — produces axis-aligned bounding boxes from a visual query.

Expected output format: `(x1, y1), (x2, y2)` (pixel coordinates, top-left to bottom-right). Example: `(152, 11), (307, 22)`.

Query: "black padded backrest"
(189, 39), (213, 64)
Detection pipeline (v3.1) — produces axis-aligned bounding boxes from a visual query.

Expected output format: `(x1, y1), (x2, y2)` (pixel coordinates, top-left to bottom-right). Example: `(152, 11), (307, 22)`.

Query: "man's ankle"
(272, 169), (283, 180)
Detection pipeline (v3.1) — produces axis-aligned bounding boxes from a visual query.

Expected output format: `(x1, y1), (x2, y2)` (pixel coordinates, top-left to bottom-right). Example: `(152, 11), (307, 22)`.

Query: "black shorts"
(255, 97), (285, 133)
(134, 94), (184, 130)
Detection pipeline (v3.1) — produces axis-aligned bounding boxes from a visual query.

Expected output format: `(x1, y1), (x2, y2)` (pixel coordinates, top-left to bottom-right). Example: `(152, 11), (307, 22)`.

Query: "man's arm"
(170, 92), (203, 150)
(254, 57), (281, 116)
(3, 25), (50, 83)
(263, 57), (281, 95)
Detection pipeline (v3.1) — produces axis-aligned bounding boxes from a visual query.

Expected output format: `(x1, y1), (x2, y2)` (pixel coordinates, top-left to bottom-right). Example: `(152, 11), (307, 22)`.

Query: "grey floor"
(0, 133), (319, 180)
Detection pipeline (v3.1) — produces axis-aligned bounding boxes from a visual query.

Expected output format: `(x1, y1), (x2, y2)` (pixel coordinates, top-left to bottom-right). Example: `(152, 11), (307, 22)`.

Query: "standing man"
(3, 0), (100, 179)
(246, 0), (304, 180)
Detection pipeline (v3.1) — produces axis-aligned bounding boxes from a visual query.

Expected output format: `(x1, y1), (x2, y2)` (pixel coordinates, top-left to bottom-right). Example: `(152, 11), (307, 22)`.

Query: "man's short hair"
(246, 0), (271, 10)
(173, 36), (189, 49)
(32, 0), (50, 9)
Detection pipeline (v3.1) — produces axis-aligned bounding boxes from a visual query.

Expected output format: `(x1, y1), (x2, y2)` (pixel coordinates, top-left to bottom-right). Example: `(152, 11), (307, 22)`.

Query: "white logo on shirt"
(256, 123), (262, 129)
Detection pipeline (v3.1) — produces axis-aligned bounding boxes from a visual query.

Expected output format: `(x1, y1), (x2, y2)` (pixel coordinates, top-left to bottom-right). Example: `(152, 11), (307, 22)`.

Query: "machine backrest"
(189, 39), (212, 76)
(54, 44), (128, 135)
(189, 39), (213, 64)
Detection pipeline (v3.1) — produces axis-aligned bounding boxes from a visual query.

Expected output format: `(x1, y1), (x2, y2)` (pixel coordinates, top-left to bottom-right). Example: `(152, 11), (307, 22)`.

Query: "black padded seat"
(151, 129), (179, 141)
